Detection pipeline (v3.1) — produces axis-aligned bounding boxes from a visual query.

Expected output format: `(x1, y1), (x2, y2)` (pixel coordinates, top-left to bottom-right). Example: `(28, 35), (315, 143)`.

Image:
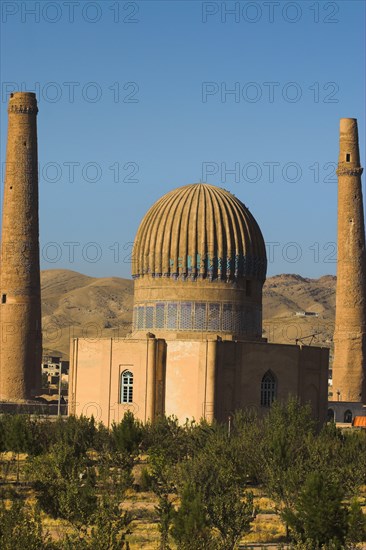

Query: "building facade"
(69, 184), (329, 425)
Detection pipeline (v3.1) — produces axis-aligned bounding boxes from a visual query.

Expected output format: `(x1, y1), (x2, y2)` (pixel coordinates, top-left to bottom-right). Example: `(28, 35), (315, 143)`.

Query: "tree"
(309, 422), (366, 496)
(88, 498), (132, 550)
(283, 471), (348, 548)
(27, 441), (97, 523)
(0, 500), (56, 550)
(258, 398), (316, 524)
(61, 494), (133, 550)
(176, 432), (254, 550)
(156, 493), (174, 550)
(230, 408), (263, 483)
(93, 421), (112, 454)
(60, 451), (134, 549)
(346, 498), (366, 546)
(171, 484), (216, 550)
(111, 411), (143, 456)
(206, 481), (253, 550)
(25, 416), (53, 456)
(51, 415), (98, 458)
(141, 416), (190, 464)
(4, 414), (30, 482)
(0, 417), (5, 453)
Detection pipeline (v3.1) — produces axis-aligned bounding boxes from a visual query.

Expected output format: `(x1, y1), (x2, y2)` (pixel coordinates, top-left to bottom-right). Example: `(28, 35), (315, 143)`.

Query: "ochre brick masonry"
(332, 119), (366, 403)
(0, 92), (42, 401)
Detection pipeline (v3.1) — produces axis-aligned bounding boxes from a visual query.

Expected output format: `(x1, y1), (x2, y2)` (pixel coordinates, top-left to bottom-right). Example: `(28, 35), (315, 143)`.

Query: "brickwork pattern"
(332, 118), (366, 403)
(0, 92), (42, 401)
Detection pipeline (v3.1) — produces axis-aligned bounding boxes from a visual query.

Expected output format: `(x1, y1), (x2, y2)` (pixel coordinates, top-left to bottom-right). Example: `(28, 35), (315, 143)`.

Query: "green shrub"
(139, 466), (154, 491)
(27, 441), (97, 523)
(0, 500), (56, 549)
(111, 411), (143, 456)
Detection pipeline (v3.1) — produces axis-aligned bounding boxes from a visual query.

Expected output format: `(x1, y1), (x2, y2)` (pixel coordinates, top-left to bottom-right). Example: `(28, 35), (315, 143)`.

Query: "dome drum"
(132, 299), (262, 339)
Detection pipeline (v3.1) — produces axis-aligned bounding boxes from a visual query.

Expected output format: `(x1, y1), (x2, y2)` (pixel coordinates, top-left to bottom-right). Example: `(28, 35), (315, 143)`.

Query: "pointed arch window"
(261, 371), (276, 407)
(120, 370), (133, 404)
(344, 409), (352, 423)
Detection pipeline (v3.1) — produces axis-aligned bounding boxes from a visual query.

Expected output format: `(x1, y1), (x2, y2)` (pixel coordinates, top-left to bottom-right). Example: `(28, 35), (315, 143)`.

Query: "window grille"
(156, 303), (165, 328)
(261, 371), (276, 407)
(208, 303), (220, 331)
(167, 303), (178, 329)
(137, 306), (144, 329)
(146, 306), (154, 329)
(180, 302), (193, 329)
(120, 370), (133, 404)
(194, 303), (206, 330)
(232, 308), (241, 333)
(222, 303), (233, 331)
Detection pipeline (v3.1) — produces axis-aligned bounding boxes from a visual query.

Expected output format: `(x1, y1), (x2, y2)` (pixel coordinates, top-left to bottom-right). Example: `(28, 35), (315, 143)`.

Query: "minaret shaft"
(0, 92), (42, 401)
(332, 118), (366, 403)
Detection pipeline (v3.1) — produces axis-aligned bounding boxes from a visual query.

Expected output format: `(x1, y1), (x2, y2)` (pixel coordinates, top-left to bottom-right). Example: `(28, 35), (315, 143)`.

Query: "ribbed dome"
(132, 183), (267, 282)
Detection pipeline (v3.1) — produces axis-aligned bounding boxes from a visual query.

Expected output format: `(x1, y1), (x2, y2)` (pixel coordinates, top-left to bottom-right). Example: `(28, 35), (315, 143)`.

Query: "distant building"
(295, 311), (319, 317)
(353, 416), (366, 429)
(42, 356), (69, 385)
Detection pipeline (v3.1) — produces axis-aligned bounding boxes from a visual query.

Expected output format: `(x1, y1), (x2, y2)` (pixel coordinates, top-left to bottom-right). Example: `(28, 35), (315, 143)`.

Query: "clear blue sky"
(1, 0), (365, 279)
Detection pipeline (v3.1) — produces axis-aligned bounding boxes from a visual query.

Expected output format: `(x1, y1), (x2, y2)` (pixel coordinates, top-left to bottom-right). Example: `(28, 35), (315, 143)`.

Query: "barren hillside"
(41, 270), (336, 358)
(41, 270), (134, 357)
(262, 274), (335, 351)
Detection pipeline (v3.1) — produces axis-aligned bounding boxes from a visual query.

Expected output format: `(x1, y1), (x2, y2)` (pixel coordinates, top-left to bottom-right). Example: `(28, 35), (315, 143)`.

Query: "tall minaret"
(0, 92), (42, 401)
(332, 118), (366, 404)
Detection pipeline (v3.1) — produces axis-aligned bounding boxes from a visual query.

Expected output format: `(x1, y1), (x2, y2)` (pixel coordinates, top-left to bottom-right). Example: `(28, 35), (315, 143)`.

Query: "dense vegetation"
(0, 399), (365, 549)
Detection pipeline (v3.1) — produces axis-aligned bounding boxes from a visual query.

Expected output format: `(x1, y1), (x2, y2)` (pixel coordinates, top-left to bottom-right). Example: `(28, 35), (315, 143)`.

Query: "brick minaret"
(332, 118), (366, 404)
(0, 92), (42, 401)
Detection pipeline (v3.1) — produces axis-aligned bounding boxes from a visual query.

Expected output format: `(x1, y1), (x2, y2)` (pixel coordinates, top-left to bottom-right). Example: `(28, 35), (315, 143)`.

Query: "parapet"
(8, 92), (38, 114)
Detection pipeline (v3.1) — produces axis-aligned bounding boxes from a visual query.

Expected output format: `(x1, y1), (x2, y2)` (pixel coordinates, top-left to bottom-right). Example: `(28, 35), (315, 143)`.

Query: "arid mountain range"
(41, 270), (336, 359)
